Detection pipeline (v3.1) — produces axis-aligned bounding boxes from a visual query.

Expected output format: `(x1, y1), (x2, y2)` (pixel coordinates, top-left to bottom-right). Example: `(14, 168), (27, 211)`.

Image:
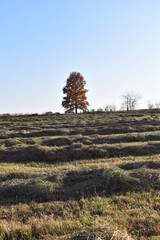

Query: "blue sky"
(0, 0), (160, 113)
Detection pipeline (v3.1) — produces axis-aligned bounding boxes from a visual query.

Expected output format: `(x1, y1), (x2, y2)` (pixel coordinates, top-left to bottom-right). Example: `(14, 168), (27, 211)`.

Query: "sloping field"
(0, 111), (160, 239)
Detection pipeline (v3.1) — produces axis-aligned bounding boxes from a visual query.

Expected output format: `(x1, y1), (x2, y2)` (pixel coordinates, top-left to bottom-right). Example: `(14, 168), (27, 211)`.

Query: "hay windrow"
(0, 111), (160, 239)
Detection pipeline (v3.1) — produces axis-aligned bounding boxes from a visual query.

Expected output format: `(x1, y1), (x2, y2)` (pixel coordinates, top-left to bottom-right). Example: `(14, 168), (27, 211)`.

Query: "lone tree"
(62, 72), (89, 113)
(121, 92), (141, 111)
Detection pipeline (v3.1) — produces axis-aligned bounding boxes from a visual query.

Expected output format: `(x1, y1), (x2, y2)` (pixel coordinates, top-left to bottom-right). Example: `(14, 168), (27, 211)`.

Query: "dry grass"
(0, 110), (160, 239)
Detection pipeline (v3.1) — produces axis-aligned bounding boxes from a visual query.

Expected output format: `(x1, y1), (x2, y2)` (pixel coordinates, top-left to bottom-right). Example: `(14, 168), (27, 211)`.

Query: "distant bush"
(96, 108), (104, 113)
(44, 111), (53, 115)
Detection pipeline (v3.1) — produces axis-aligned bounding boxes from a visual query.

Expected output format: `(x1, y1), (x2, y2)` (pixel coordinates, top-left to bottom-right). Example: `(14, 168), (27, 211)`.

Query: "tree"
(147, 101), (154, 109)
(62, 72), (89, 113)
(147, 101), (160, 109)
(96, 107), (104, 113)
(155, 102), (160, 109)
(121, 92), (141, 111)
(104, 104), (116, 112)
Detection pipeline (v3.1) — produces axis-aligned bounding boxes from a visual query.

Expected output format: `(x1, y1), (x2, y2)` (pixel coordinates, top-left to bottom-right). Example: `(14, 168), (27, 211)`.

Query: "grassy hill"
(0, 111), (160, 239)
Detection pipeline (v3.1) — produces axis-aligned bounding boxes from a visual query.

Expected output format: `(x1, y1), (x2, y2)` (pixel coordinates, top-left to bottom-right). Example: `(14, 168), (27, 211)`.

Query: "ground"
(0, 111), (160, 239)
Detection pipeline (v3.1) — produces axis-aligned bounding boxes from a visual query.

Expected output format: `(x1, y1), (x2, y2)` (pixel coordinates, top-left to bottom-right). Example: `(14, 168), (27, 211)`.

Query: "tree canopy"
(62, 72), (89, 113)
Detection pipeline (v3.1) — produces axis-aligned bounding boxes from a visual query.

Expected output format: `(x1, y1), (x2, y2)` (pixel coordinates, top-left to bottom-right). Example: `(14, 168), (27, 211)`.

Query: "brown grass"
(0, 110), (160, 239)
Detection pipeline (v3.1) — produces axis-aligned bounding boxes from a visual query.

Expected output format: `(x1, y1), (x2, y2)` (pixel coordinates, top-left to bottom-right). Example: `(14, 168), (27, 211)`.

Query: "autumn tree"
(62, 72), (89, 113)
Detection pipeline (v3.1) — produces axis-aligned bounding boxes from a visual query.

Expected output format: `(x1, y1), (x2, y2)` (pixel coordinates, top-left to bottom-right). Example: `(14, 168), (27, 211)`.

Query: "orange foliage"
(62, 72), (89, 113)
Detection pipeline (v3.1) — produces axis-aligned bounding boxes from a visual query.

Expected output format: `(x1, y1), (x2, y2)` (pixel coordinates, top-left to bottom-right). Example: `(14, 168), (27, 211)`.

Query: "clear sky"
(0, 0), (160, 113)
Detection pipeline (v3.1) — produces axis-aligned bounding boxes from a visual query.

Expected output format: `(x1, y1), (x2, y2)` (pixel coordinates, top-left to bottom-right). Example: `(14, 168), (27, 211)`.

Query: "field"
(0, 111), (160, 240)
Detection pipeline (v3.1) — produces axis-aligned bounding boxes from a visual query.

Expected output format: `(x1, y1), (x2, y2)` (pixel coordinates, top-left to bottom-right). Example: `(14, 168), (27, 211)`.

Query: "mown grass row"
(1, 141), (160, 164)
(0, 155), (160, 204)
(2, 131), (160, 147)
(0, 111), (160, 239)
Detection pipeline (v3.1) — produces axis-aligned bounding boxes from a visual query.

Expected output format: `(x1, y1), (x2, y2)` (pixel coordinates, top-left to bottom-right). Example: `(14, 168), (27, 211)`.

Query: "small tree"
(62, 72), (89, 113)
(105, 104), (116, 112)
(96, 107), (104, 113)
(122, 92), (141, 111)
(147, 101), (154, 110)
(155, 102), (160, 109)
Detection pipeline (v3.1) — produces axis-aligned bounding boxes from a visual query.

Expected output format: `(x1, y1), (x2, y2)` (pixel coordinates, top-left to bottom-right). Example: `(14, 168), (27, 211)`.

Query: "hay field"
(0, 111), (160, 239)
